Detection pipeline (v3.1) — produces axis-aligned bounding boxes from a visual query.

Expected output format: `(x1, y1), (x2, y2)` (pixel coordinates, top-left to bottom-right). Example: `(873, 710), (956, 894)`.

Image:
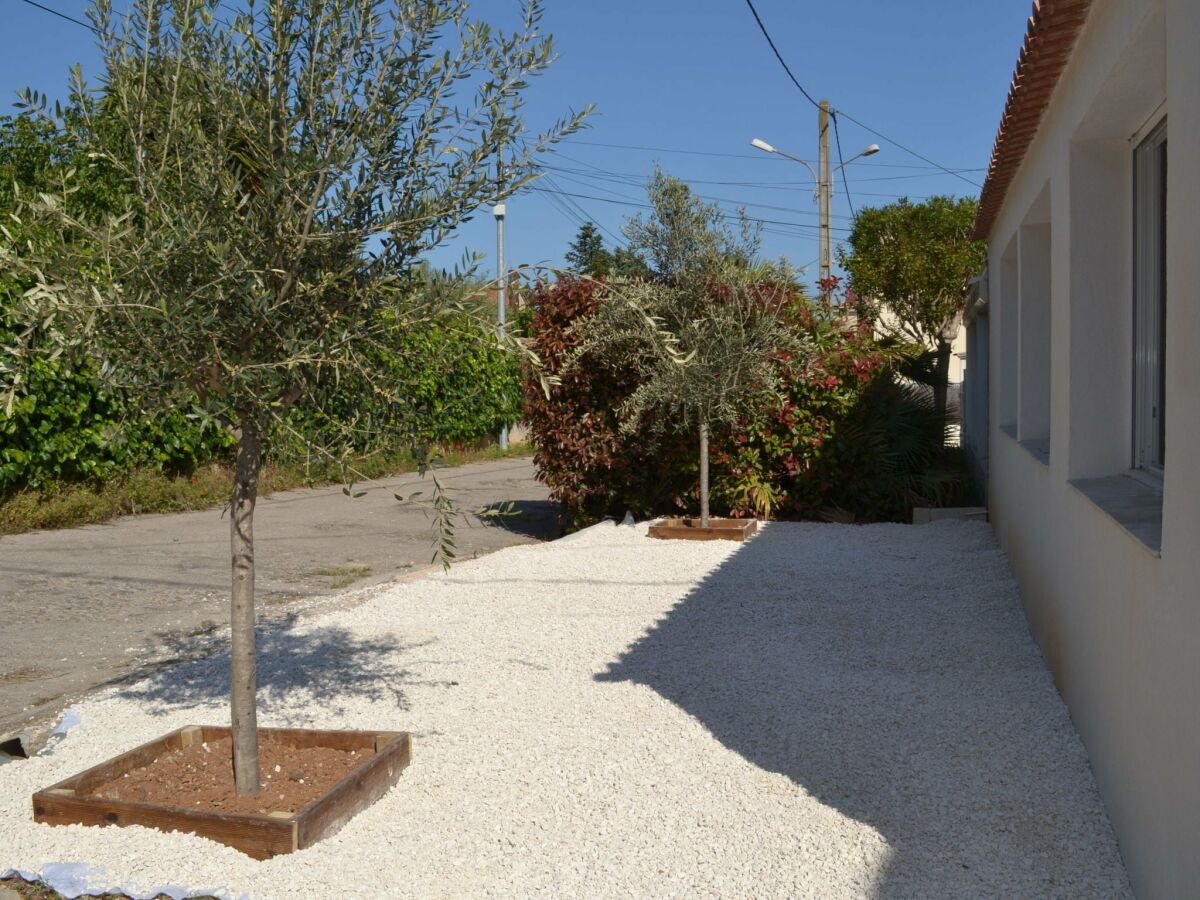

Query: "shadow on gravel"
(114, 617), (422, 723)
(478, 499), (562, 539)
(596, 523), (1125, 898)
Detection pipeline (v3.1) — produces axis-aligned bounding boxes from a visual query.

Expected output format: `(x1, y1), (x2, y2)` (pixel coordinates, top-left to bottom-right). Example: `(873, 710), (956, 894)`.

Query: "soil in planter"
(82, 734), (373, 816)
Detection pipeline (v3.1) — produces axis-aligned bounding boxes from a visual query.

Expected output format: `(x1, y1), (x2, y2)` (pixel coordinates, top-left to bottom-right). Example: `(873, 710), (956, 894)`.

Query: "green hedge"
(1, 314), (522, 494)
(2, 114), (521, 493)
(0, 350), (236, 492)
(274, 313), (523, 459)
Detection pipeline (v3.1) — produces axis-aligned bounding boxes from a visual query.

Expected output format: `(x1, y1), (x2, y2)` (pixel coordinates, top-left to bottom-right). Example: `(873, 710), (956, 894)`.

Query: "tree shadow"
(114, 615), (425, 725)
(597, 523), (1129, 897)
(478, 499), (562, 539)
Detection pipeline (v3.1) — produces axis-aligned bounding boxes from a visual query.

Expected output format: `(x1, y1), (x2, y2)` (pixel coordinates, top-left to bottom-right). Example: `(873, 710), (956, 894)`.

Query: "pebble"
(0, 522), (1132, 899)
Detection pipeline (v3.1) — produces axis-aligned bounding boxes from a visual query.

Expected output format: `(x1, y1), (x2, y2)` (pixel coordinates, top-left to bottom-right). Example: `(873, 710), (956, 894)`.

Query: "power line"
(738, 0), (983, 190)
(551, 164), (960, 199)
(538, 173), (627, 248)
(530, 187), (853, 235)
(542, 188), (591, 235)
(563, 139), (983, 171)
(516, 137), (631, 248)
(853, 190), (940, 199)
(545, 167), (856, 222)
(545, 159), (979, 187)
(543, 170), (855, 235)
(830, 111), (856, 219)
(19, 0), (243, 45)
(532, 150), (860, 231)
(742, 0), (820, 110)
(17, 0), (95, 31)
(833, 108), (982, 189)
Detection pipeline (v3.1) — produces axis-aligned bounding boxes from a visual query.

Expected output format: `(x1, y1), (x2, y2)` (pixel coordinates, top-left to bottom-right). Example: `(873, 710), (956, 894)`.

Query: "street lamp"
(840, 143), (882, 167)
(751, 138), (819, 199)
(752, 104), (881, 301)
(749, 138), (879, 184)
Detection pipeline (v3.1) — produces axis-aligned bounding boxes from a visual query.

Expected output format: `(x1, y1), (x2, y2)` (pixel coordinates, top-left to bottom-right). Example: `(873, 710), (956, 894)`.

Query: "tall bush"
(522, 276), (694, 526)
(274, 309), (522, 462)
(0, 360), (233, 492)
(525, 279), (969, 526)
(838, 196), (986, 429)
(712, 305), (965, 522)
(571, 172), (809, 527)
(572, 274), (807, 527)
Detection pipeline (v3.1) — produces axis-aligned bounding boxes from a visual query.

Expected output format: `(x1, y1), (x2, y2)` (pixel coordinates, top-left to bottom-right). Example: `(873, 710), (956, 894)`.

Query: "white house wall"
(984, 0), (1199, 897)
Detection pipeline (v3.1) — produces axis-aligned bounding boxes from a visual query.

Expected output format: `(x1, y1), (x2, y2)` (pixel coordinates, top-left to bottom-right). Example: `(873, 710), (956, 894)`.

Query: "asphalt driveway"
(0, 456), (556, 741)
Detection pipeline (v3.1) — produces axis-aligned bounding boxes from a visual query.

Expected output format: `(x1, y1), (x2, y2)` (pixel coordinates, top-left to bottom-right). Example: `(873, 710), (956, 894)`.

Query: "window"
(1133, 119), (1166, 476)
(998, 236), (1018, 432)
(1017, 205), (1051, 459)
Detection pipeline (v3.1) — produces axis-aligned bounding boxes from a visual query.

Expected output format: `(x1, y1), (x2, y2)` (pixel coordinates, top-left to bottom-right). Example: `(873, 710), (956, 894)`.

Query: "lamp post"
(494, 151), (508, 452)
(752, 105), (879, 303)
(493, 198), (508, 452)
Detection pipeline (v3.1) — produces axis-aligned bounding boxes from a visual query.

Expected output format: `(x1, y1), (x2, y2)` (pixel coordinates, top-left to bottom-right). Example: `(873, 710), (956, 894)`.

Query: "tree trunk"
(699, 420), (710, 528)
(230, 421), (261, 795)
(933, 338), (952, 447)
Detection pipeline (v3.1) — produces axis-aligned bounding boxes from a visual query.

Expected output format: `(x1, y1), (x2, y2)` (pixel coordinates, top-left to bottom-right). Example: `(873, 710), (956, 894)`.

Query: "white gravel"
(0, 520), (1132, 898)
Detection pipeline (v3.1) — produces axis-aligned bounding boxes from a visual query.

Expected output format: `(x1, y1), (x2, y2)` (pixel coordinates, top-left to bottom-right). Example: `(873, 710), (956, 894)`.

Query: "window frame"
(1132, 116), (1167, 481)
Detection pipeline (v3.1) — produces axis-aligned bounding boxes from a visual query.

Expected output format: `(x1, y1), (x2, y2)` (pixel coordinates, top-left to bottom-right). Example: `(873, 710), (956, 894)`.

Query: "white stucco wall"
(983, 1), (1199, 897)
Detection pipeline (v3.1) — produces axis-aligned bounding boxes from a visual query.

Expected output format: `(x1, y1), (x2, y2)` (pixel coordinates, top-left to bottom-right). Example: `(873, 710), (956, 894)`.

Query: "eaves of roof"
(973, 0), (1094, 240)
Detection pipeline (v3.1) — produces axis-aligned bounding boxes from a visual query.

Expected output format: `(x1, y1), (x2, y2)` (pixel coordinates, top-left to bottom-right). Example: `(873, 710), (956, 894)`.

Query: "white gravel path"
(0, 520), (1131, 899)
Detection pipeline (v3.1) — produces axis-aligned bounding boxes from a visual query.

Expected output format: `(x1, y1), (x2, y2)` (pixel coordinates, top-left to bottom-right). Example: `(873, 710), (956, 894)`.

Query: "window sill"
(999, 424), (1050, 466)
(1019, 437), (1050, 466)
(1126, 467), (1163, 495)
(1069, 474), (1163, 554)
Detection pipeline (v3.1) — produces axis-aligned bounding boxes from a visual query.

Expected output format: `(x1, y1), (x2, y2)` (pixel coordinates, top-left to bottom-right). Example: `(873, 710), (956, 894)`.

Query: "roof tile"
(974, 0), (1093, 239)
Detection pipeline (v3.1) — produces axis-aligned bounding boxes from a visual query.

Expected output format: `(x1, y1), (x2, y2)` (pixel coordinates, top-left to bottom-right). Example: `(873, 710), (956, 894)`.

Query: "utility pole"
(817, 99), (832, 306)
(494, 155), (508, 452)
(752, 120), (878, 305)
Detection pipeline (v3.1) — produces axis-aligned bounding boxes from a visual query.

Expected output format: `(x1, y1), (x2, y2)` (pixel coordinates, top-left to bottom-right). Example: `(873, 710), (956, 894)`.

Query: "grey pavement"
(0, 456), (557, 741)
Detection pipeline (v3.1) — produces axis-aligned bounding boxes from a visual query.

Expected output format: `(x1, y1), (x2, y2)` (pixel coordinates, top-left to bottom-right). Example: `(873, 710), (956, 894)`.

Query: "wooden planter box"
(648, 517), (758, 542)
(32, 725), (411, 859)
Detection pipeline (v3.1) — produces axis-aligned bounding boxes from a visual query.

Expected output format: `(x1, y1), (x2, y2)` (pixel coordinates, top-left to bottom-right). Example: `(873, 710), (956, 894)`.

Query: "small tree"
(838, 196), (985, 429)
(564, 222), (612, 277)
(574, 173), (808, 526)
(621, 166), (759, 281)
(3, 0), (585, 795)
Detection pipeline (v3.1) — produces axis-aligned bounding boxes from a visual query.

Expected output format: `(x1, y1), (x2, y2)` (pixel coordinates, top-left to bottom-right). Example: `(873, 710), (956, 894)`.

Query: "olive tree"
(621, 166), (759, 282)
(574, 173), (808, 526)
(2, 0), (585, 794)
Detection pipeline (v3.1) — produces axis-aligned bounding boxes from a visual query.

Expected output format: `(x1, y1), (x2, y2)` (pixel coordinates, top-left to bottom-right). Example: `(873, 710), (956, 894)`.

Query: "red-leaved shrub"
(522, 277), (694, 527)
(524, 277), (969, 528)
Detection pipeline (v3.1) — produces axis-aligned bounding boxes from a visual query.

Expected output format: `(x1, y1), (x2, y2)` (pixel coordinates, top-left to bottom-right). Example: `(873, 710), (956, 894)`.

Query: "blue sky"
(1, 0), (1029, 291)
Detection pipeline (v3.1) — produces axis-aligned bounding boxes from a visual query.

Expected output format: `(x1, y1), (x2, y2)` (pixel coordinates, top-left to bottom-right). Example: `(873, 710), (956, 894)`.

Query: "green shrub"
(0, 349), (234, 493)
(273, 311), (522, 462)
(2, 304), (520, 495)
(524, 277), (970, 526)
(713, 311), (971, 521)
(522, 276), (695, 527)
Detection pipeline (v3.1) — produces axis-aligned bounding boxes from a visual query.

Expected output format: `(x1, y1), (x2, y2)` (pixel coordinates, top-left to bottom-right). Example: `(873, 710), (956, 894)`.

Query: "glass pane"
(1133, 120), (1166, 474)
(1157, 138), (1167, 467)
